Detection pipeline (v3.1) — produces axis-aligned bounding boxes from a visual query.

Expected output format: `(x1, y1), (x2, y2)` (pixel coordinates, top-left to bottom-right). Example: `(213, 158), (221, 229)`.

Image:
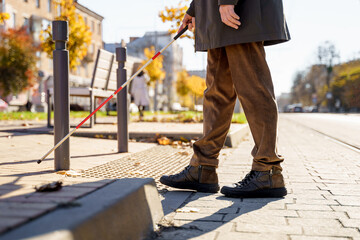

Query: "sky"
(78, 0), (360, 96)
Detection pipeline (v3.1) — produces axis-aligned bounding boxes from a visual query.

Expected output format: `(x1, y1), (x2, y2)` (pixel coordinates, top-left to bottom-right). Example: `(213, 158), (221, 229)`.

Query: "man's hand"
(178, 13), (195, 33)
(219, 5), (241, 29)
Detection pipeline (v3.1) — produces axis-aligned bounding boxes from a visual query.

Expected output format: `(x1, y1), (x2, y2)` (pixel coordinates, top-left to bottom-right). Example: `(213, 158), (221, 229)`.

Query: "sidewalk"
(156, 117), (360, 239)
(1, 116), (360, 239)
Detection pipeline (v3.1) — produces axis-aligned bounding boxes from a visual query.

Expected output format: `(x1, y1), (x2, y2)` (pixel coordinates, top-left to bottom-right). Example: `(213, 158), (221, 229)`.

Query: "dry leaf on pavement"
(176, 207), (200, 213)
(35, 181), (63, 192)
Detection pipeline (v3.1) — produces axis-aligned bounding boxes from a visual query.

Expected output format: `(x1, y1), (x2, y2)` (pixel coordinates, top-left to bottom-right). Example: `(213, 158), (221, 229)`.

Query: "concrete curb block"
(225, 124), (250, 148)
(0, 178), (164, 240)
(1, 124), (250, 148)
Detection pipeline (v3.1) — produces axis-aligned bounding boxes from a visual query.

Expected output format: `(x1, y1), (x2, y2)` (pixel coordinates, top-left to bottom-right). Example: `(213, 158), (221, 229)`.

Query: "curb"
(1, 124), (249, 148)
(0, 178), (164, 240)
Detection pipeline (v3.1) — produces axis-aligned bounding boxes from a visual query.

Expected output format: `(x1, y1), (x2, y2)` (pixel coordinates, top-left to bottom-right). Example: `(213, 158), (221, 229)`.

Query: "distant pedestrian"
(160, 0), (290, 198)
(130, 71), (149, 120)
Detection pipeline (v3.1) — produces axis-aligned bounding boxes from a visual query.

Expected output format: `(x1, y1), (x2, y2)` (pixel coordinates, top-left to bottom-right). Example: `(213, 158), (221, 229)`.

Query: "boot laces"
(236, 170), (256, 187)
(173, 165), (191, 177)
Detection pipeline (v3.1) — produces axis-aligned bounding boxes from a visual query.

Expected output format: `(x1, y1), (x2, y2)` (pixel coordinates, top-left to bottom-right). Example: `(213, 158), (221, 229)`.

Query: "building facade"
(0, 0), (103, 110)
(124, 31), (183, 111)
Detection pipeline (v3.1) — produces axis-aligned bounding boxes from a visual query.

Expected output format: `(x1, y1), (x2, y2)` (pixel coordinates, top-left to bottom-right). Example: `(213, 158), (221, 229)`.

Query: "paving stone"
(290, 236), (350, 240)
(173, 213), (224, 222)
(217, 232), (288, 240)
(224, 214), (287, 225)
(235, 223), (302, 234)
(238, 209), (299, 217)
(330, 206), (360, 219)
(297, 211), (348, 219)
(287, 218), (342, 227)
(295, 199), (339, 205)
(156, 229), (218, 240)
(171, 220), (234, 232)
(302, 226), (360, 238)
(0, 207), (48, 218)
(287, 204), (333, 211)
(339, 219), (360, 229)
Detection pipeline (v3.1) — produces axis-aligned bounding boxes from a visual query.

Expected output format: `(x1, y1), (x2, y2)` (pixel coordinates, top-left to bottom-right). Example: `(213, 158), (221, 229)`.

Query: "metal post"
(116, 47), (128, 152)
(53, 21), (70, 170)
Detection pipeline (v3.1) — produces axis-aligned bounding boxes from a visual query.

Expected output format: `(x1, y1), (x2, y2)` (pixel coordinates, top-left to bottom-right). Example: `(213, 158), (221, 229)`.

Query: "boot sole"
(160, 177), (219, 193)
(221, 187), (287, 198)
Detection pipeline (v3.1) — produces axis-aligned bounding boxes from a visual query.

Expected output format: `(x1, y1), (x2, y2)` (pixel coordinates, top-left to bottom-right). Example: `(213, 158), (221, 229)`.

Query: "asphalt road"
(281, 113), (360, 149)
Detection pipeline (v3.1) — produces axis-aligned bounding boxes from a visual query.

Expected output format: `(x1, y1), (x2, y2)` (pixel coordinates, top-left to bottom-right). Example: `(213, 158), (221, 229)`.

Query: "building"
(277, 92), (292, 112)
(123, 31), (183, 111)
(0, 0), (103, 111)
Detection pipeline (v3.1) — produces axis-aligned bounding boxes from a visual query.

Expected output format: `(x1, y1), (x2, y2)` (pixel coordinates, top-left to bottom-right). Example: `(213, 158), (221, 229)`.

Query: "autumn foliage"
(176, 69), (206, 108)
(0, 28), (39, 97)
(159, 0), (193, 39)
(41, 0), (92, 70)
(0, 13), (10, 24)
(142, 46), (166, 84)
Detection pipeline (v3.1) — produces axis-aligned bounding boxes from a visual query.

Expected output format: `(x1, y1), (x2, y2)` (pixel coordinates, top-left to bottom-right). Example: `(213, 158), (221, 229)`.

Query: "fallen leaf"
(180, 137), (189, 143)
(177, 151), (189, 156)
(176, 207), (200, 213)
(128, 170), (144, 175)
(35, 181), (63, 192)
(158, 136), (172, 145)
(57, 170), (82, 176)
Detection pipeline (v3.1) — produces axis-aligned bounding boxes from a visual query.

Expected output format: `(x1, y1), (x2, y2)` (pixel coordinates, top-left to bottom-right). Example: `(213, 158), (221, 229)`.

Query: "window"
(48, 0), (52, 13)
(12, 13), (16, 28)
(36, 51), (41, 68)
(23, 17), (30, 33)
(91, 21), (94, 32)
(36, 0), (40, 8)
(24, 0), (28, 2)
(57, 5), (61, 17)
(98, 23), (101, 35)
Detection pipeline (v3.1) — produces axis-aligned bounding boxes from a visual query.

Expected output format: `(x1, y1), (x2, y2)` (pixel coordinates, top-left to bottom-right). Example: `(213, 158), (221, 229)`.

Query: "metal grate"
(74, 145), (193, 190)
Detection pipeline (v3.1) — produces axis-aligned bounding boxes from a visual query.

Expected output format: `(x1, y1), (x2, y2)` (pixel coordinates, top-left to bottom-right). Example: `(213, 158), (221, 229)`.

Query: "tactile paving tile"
(74, 145), (193, 190)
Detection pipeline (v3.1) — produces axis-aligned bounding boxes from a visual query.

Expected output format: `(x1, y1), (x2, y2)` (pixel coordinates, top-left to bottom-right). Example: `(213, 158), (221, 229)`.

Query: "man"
(160, 0), (290, 198)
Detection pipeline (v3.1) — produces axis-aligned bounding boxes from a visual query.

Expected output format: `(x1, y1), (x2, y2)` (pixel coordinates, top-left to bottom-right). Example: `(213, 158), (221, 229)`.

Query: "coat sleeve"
(186, 0), (195, 17)
(218, 0), (239, 5)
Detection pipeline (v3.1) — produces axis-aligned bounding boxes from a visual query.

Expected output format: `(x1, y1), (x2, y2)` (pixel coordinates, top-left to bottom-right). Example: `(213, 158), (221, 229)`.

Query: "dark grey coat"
(187, 0), (290, 51)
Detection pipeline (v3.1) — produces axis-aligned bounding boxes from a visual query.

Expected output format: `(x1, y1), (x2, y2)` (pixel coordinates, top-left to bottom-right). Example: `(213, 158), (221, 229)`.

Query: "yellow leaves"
(176, 69), (206, 97)
(142, 46), (166, 83)
(187, 75), (206, 97)
(41, 0), (92, 71)
(157, 136), (172, 145)
(158, 0), (193, 39)
(0, 13), (10, 24)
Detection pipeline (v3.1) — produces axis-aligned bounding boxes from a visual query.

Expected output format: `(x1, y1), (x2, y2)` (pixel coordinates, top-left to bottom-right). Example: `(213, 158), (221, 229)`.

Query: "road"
(281, 113), (360, 150)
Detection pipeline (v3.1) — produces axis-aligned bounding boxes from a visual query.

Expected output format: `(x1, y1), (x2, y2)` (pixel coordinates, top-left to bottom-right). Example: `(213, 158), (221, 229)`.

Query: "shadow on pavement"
(156, 190), (283, 239)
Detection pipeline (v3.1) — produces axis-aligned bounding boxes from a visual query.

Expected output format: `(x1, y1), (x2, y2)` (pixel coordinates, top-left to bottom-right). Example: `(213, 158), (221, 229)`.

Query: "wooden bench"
(47, 49), (120, 128)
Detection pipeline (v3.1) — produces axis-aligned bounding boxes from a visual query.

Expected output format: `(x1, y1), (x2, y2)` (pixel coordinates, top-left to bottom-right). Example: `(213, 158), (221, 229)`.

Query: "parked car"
(0, 99), (8, 112)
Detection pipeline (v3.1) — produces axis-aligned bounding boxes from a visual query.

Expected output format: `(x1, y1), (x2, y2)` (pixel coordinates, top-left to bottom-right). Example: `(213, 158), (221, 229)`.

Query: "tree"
(0, 13), (10, 25)
(159, 0), (194, 39)
(0, 28), (38, 97)
(142, 46), (166, 111)
(41, 0), (92, 70)
(142, 46), (166, 84)
(175, 69), (206, 109)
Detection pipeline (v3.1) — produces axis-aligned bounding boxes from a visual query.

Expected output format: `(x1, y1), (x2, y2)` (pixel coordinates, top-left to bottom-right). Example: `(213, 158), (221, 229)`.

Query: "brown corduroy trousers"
(190, 42), (284, 171)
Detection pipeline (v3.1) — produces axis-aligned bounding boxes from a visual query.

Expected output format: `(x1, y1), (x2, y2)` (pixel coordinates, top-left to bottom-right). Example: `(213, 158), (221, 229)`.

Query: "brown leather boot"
(220, 167), (287, 198)
(160, 165), (219, 193)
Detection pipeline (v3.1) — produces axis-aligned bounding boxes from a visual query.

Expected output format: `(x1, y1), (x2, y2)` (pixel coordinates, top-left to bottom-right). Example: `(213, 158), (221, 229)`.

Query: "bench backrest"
(90, 49), (117, 91)
(91, 49), (138, 92)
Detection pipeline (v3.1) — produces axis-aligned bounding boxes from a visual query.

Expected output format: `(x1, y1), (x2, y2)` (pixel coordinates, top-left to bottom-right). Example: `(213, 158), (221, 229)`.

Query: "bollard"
(116, 47), (129, 152)
(53, 21), (70, 170)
